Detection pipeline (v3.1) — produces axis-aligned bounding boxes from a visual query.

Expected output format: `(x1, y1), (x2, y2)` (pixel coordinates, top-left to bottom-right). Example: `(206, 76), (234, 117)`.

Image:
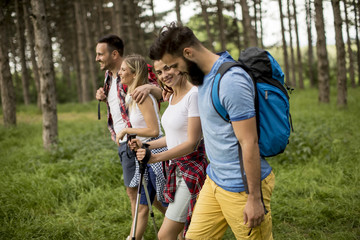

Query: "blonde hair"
(123, 54), (149, 109)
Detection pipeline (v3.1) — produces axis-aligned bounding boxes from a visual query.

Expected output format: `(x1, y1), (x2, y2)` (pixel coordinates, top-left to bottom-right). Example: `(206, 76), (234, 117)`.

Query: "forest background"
(0, 0), (359, 239)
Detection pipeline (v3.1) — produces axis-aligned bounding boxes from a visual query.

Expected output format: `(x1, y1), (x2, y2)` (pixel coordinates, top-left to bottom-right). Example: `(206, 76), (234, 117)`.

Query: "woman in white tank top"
(117, 54), (167, 240)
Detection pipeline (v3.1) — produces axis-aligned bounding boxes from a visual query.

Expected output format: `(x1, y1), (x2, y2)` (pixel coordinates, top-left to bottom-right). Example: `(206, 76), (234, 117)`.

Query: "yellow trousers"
(186, 171), (275, 240)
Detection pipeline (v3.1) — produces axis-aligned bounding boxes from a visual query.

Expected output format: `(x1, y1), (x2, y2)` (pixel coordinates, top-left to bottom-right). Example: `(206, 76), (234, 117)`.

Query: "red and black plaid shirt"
(163, 140), (208, 236)
(103, 64), (159, 142)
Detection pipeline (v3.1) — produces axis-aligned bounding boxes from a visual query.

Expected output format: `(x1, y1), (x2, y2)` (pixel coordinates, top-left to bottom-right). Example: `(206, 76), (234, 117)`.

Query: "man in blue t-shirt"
(149, 23), (275, 240)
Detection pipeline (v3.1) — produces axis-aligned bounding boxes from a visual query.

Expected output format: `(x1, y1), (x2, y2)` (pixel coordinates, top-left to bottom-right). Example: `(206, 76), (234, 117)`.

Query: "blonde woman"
(116, 54), (167, 240)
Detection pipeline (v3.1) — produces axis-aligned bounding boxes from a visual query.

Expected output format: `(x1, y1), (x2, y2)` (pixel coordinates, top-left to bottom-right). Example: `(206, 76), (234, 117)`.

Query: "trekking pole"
(141, 173), (159, 238)
(129, 138), (157, 239)
(131, 160), (146, 240)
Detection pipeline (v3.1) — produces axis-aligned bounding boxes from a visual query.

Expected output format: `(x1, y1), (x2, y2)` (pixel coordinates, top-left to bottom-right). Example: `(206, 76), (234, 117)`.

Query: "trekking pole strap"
(98, 101), (101, 120)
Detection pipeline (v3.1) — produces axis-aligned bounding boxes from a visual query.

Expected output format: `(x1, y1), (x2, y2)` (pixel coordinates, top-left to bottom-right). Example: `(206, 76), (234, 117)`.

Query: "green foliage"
(56, 77), (78, 104)
(187, 12), (242, 58)
(1, 88), (360, 239)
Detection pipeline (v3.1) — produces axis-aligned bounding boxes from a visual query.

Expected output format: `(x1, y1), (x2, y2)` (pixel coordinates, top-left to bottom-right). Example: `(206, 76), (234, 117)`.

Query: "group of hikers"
(95, 22), (275, 240)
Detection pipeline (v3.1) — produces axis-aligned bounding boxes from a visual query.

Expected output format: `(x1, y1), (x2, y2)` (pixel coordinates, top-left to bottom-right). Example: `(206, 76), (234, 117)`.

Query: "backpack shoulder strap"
(211, 61), (244, 122)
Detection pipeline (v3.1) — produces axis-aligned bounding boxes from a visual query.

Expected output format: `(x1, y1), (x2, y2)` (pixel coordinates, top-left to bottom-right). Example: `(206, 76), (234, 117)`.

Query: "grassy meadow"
(0, 87), (359, 240)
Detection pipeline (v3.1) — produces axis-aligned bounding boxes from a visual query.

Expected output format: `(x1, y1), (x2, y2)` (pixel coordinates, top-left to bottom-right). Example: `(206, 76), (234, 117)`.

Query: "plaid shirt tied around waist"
(163, 140), (208, 236)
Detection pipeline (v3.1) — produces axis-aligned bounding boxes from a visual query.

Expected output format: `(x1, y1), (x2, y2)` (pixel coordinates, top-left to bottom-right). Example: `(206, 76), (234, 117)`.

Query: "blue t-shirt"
(198, 51), (272, 192)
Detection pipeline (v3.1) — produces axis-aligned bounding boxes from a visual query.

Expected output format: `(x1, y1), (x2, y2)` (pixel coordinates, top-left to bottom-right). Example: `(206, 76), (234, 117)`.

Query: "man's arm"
(231, 117), (264, 228)
(131, 84), (162, 104)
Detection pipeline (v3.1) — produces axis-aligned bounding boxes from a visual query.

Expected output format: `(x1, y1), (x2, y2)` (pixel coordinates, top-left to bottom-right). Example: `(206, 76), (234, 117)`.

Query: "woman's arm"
(129, 136), (167, 152)
(137, 116), (202, 163)
(145, 136), (167, 149)
(116, 96), (159, 145)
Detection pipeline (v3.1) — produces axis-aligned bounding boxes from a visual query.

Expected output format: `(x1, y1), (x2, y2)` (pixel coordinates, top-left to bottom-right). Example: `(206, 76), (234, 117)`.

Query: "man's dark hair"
(97, 34), (124, 57)
(149, 22), (201, 60)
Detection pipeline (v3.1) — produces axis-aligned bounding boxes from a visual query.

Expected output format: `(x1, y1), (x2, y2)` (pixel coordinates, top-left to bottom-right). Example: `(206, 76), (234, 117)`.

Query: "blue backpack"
(211, 47), (293, 158)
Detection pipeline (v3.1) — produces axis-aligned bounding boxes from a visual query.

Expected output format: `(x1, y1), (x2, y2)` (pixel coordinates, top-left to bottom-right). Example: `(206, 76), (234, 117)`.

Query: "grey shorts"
(165, 167), (191, 223)
(117, 142), (137, 187)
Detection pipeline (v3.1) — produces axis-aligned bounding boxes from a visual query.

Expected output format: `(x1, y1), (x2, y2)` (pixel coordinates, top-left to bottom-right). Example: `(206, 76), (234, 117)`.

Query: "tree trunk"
(9, 36), (20, 90)
(61, 55), (71, 88)
(331, 0), (347, 107)
(0, 7), (17, 126)
(23, 0), (41, 108)
(30, 0), (58, 149)
(74, 1), (90, 102)
(287, 0), (296, 87)
(314, 0), (330, 103)
(15, 0), (31, 105)
(113, 0), (122, 36)
(217, 0), (226, 51)
(57, 1), (76, 92)
(90, 5), (101, 84)
(305, 0), (315, 88)
(119, 0), (127, 53)
(292, 0), (304, 89)
(278, 0), (290, 85)
(135, 2), (146, 55)
(198, 0), (215, 52)
(176, 0), (182, 25)
(344, 0), (355, 88)
(232, 2), (242, 52)
(240, 0), (257, 47)
(254, 0), (265, 48)
(150, 0), (157, 30)
(73, 46), (82, 102)
(83, 3), (98, 96)
(354, 0), (360, 86)
(96, 0), (105, 39)
(258, 0), (264, 49)
(127, 0), (137, 53)
(254, 0), (258, 44)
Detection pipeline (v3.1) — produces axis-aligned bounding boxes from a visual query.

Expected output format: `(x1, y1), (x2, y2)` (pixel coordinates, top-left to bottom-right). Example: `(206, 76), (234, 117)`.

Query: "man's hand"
(96, 87), (106, 101)
(131, 84), (151, 104)
(243, 195), (265, 228)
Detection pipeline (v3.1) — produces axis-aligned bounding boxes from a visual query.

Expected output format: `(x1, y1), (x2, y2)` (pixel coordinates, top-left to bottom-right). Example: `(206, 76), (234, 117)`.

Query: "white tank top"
(126, 94), (162, 142)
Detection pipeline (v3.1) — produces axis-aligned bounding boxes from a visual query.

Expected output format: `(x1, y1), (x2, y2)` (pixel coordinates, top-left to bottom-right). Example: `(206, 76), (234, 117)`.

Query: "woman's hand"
(129, 139), (142, 151)
(116, 129), (127, 146)
(162, 85), (173, 102)
(136, 148), (156, 164)
(136, 148), (146, 161)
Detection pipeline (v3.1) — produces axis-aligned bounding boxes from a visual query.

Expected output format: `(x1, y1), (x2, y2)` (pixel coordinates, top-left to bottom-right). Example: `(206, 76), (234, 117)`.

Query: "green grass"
(1, 87), (360, 239)
(268, 88), (360, 240)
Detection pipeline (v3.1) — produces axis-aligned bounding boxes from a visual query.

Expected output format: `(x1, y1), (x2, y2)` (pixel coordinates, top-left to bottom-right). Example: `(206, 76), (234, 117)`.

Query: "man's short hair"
(97, 35), (124, 57)
(149, 22), (201, 60)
